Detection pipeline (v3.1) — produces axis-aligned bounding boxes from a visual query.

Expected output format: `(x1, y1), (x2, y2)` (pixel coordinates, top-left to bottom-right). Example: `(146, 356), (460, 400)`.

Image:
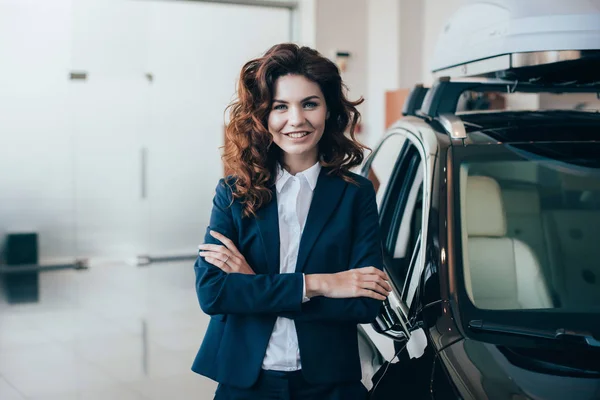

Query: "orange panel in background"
(385, 88), (410, 129)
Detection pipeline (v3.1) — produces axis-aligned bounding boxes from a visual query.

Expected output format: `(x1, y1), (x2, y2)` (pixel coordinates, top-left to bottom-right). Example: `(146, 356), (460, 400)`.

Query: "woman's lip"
(284, 131), (312, 140)
(283, 131), (311, 135)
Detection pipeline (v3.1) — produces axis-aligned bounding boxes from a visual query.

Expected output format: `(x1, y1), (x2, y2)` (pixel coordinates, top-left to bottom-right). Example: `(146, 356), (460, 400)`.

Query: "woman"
(192, 43), (391, 400)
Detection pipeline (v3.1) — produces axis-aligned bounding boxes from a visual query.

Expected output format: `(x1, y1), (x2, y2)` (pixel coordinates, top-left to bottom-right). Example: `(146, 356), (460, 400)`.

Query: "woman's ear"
(326, 111), (330, 120)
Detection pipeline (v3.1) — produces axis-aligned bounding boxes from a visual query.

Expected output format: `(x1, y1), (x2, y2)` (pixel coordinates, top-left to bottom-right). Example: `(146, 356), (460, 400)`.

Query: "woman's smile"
(283, 131), (312, 140)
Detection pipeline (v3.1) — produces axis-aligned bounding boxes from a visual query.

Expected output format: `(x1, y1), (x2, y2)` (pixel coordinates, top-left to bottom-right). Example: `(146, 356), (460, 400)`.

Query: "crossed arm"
(194, 179), (390, 323)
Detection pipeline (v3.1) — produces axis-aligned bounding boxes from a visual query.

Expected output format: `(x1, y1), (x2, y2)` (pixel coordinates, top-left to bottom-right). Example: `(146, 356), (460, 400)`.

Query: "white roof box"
(431, 0), (600, 82)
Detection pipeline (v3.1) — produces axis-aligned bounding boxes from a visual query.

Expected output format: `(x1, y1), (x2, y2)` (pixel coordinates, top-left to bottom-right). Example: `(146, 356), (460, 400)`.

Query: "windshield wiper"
(469, 320), (600, 348)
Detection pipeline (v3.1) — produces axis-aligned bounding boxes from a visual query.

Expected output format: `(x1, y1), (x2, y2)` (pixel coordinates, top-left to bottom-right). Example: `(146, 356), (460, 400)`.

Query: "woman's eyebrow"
(272, 95), (321, 103)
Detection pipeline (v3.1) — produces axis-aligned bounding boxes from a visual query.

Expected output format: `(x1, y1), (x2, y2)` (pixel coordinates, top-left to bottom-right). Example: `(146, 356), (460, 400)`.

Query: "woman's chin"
(280, 145), (318, 157)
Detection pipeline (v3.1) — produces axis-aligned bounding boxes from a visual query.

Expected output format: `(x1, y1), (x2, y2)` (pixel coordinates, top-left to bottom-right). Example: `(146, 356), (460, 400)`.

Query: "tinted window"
(379, 143), (425, 301)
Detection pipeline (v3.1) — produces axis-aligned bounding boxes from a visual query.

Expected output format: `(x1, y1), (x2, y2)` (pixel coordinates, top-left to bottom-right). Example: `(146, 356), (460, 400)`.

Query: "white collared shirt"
(261, 160), (321, 371)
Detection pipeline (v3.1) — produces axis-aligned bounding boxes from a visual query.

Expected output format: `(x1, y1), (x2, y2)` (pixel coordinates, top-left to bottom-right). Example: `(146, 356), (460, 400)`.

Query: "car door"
(362, 130), (428, 342)
(363, 128), (440, 399)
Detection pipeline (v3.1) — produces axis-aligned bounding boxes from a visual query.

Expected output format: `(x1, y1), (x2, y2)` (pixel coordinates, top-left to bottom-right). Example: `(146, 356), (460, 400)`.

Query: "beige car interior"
(462, 173), (552, 309)
(461, 161), (600, 310)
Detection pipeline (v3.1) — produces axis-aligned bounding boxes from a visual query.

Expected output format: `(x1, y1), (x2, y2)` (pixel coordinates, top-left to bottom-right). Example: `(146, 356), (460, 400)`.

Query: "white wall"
(315, 0), (368, 100)
(0, 0), (75, 263)
(0, 0), (291, 262)
(365, 0), (401, 147)
(398, 0), (425, 88)
(314, 0), (369, 143)
(297, 0), (317, 47)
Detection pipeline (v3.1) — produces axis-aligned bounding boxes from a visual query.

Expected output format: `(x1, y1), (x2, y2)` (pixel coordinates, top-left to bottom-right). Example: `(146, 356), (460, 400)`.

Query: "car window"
(366, 134), (407, 210)
(377, 142), (425, 304)
(455, 142), (600, 312)
(391, 156), (424, 310)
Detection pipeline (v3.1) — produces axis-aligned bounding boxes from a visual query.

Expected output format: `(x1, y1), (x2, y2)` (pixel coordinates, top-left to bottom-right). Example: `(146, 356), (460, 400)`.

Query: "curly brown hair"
(222, 43), (368, 218)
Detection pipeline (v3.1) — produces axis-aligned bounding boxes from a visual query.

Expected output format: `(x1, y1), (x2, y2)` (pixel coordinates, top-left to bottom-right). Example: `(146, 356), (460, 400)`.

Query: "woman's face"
(267, 74), (328, 164)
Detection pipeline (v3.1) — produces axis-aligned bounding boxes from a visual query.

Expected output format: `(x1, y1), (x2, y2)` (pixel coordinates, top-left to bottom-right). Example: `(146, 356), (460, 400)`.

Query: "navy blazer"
(191, 167), (384, 388)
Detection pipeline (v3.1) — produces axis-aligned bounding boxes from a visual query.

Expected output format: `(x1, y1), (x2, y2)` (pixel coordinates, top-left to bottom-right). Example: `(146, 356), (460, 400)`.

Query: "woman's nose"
(288, 106), (305, 126)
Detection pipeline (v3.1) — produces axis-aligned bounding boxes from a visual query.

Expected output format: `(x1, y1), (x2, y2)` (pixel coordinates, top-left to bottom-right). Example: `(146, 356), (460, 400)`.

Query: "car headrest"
(466, 176), (507, 237)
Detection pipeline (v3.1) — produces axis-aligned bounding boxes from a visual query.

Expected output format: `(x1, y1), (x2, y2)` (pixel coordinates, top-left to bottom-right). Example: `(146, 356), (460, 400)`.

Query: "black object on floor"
(1, 233), (40, 303)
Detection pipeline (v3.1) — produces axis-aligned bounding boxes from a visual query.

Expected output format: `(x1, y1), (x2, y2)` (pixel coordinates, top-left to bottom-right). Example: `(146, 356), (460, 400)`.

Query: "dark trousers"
(214, 369), (368, 400)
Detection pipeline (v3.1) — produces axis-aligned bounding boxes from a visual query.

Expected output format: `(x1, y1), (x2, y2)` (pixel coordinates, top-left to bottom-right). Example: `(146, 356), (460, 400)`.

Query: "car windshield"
(454, 142), (600, 312)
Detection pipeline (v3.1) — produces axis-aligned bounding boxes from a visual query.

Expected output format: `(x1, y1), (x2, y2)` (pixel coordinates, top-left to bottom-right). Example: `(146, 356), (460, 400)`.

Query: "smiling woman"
(268, 79), (328, 165)
(192, 43), (390, 400)
(221, 43), (367, 219)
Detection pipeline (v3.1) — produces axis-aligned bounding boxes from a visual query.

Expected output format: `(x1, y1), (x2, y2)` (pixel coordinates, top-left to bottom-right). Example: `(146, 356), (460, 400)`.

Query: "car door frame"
(364, 118), (439, 345)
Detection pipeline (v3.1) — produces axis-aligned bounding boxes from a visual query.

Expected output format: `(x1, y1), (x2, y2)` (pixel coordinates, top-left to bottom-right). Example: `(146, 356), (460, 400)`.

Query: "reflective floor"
(0, 261), (216, 399)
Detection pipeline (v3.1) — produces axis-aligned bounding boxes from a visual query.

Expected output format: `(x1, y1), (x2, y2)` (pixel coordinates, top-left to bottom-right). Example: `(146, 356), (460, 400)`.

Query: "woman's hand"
(198, 230), (255, 275)
(305, 267), (392, 301)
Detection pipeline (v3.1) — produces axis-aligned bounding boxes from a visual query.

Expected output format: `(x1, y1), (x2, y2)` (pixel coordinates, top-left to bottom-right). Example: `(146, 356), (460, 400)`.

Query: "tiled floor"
(0, 260), (217, 400)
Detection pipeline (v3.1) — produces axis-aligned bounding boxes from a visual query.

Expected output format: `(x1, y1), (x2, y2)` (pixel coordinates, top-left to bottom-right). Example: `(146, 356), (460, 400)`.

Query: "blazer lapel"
(256, 188), (281, 275)
(295, 168), (347, 273)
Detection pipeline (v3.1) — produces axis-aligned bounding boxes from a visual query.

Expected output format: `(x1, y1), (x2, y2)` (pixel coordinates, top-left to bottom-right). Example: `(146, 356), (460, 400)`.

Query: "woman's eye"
(304, 102), (318, 109)
(273, 104), (287, 111)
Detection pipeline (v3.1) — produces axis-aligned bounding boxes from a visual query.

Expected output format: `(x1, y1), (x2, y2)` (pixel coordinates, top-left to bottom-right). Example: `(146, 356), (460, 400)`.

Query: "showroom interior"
(2, 0), (600, 399)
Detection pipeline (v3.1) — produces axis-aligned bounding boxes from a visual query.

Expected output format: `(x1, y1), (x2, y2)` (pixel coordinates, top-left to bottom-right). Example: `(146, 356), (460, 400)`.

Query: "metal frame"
(432, 50), (600, 79)
(137, 254), (198, 266)
(0, 259), (88, 274)
(178, 0), (297, 9)
(420, 77), (600, 118)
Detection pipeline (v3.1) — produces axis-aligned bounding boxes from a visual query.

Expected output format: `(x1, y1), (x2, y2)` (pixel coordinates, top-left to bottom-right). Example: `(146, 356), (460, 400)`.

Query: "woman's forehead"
(273, 74), (324, 100)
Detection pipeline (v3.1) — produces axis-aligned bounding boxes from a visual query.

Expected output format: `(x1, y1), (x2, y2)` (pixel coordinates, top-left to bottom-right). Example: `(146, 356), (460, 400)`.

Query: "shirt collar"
(275, 161), (322, 193)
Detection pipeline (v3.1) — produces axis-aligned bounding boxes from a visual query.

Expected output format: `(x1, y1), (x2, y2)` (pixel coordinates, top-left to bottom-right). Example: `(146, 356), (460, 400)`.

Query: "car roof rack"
(402, 84), (429, 117)
(437, 114), (467, 141)
(420, 77), (600, 118)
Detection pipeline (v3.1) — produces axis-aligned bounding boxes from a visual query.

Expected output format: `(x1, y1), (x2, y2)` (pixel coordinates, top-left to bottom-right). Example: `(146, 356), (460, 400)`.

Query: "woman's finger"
(363, 281), (390, 297)
(198, 245), (237, 265)
(205, 256), (232, 273)
(199, 247), (233, 262)
(359, 288), (386, 301)
(360, 274), (393, 292)
(199, 251), (229, 262)
(198, 243), (228, 254)
(358, 266), (389, 281)
(200, 251), (242, 273)
(209, 231), (244, 258)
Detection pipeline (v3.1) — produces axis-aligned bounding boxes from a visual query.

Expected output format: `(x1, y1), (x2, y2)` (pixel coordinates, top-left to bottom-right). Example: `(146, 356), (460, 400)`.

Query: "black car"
(357, 78), (600, 399)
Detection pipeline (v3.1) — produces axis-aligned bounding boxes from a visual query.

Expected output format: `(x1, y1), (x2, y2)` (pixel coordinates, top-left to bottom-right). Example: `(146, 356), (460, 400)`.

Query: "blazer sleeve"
(194, 179), (304, 316)
(280, 178), (385, 324)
